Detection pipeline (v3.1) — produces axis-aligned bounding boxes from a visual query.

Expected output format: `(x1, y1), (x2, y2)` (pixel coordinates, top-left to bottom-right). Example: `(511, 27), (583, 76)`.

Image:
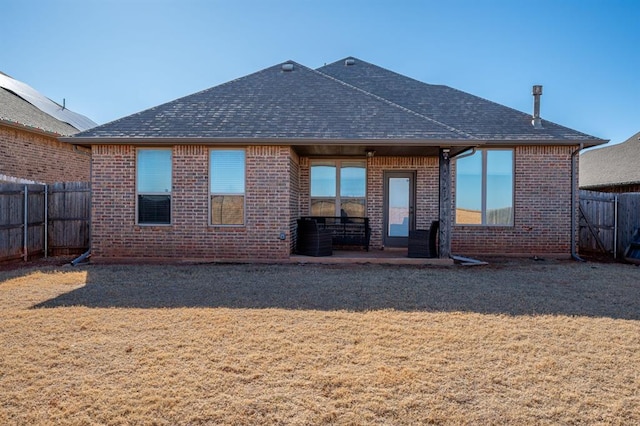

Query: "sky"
(3, 0), (639, 146)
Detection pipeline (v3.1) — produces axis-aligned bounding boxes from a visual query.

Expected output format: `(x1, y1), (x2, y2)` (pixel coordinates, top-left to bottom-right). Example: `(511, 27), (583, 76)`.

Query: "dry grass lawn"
(0, 259), (639, 425)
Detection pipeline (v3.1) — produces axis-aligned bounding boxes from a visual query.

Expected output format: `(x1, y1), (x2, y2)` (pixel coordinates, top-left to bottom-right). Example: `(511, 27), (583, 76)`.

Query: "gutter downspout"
(571, 143), (585, 262)
(71, 146), (92, 266)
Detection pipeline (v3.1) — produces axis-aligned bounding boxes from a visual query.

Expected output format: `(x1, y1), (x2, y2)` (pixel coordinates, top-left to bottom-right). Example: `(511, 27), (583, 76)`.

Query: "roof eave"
(481, 138), (608, 148)
(61, 136), (485, 147)
(61, 136), (608, 148)
(1, 118), (73, 138)
(581, 180), (640, 189)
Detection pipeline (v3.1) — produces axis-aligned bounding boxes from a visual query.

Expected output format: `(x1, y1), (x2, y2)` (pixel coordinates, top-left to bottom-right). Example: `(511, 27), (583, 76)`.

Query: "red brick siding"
(0, 125), (90, 183)
(91, 144), (293, 260)
(452, 146), (574, 255)
(298, 157), (310, 215)
(92, 144), (576, 259)
(366, 156), (439, 249)
(298, 148), (574, 255)
(289, 151), (300, 253)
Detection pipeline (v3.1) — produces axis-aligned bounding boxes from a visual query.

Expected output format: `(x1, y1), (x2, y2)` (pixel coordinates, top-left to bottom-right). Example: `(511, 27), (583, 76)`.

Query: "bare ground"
(0, 258), (639, 425)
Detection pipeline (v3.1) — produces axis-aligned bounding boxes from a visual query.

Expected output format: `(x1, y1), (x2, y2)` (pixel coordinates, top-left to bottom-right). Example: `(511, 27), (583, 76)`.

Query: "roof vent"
(345, 58), (356, 66)
(281, 63), (294, 72)
(532, 85), (543, 129)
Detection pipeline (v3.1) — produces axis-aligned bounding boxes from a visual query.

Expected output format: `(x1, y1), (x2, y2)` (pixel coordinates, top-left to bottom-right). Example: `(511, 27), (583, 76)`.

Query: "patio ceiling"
(292, 143), (478, 158)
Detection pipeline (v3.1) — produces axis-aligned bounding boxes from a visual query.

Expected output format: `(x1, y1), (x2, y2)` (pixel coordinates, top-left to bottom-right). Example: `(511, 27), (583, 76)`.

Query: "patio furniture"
(296, 218), (333, 256)
(408, 220), (439, 258)
(300, 216), (371, 251)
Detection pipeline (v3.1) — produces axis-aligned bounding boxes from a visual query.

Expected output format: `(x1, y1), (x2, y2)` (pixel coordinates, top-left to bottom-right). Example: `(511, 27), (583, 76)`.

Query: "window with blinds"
(136, 148), (172, 225)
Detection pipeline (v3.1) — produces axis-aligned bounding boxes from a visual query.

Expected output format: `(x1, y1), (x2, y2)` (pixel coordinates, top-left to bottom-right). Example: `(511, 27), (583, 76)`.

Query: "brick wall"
(452, 145), (574, 256)
(91, 144), (293, 260)
(299, 148), (574, 256)
(289, 151), (300, 253)
(92, 144), (576, 260)
(0, 125), (90, 183)
(366, 156), (439, 249)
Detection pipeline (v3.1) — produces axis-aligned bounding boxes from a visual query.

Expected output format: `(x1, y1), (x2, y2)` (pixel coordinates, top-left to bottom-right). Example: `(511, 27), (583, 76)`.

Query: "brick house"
(0, 72), (96, 183)
(66, 57), (605, 261)
(580, 131), (640, 193)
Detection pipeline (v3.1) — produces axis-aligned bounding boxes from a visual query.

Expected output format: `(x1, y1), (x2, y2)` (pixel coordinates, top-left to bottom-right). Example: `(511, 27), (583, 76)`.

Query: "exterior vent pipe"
(281, 63), (294, 72)
(345, 58), (356, 66)
(532, 85), (543, 129)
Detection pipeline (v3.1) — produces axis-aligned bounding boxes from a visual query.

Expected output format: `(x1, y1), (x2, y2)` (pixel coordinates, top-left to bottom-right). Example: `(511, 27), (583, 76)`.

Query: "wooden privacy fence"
(0, 182), (90, 262)
(579, 190), (640, 259)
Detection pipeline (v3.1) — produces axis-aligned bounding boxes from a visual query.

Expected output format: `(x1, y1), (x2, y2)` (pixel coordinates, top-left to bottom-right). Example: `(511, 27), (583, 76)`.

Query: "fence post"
(614, 195), (618, 259)
(44, 185), (48, 259)
(23, 185), (28, 261)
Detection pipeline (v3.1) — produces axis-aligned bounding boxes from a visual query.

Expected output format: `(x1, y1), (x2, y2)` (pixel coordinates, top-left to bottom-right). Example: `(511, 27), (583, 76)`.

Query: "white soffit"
(0, 72), (97, 131)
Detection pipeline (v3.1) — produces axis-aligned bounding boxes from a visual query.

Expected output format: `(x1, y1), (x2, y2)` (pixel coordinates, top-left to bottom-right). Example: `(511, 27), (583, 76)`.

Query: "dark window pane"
(138, 195), (171, 224)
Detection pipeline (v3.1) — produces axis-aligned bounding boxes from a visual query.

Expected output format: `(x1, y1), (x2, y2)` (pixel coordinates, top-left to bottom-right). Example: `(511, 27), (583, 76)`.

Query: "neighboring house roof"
(68, 57), (606, 149)
(579, 131), (640, 189)
(0, 72), (97, 135)
(0, 87), (77, 136)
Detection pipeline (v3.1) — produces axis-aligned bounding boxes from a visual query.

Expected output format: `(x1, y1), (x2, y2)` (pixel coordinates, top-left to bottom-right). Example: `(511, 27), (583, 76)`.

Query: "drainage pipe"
(71, 249), (91, 266)
(72, 153), (93, 266)
(571, 143), (585, 262)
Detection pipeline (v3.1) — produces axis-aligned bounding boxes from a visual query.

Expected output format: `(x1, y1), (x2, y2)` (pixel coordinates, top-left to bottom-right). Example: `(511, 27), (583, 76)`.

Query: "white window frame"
(135, 148), (173, 226)
(209, 148), (246, 227)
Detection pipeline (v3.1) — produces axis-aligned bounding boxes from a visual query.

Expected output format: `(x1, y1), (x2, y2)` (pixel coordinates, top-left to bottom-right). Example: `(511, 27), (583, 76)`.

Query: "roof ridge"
(312, 59), (477, 140)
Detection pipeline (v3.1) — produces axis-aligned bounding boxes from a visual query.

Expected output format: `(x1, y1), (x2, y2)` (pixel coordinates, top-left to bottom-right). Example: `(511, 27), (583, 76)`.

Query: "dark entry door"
(383, 171), (416, 247)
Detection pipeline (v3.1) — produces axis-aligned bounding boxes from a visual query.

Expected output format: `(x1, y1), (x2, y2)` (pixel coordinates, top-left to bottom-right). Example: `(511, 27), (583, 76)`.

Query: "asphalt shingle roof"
(71, 57), (606, 145)
(76, 61), (464, 140)
(579, 131), (640, 189)
(318, 58), (601, 142)
(0, 87), (79, 136)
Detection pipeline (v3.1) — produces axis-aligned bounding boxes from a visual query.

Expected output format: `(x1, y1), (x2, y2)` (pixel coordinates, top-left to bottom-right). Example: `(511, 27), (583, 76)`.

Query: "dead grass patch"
(1, 261), (639, 424)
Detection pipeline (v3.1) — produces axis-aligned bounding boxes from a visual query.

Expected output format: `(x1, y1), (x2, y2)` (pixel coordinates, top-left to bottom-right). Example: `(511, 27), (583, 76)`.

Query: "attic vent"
(281, 63), (294, 72)
(345, 58), (356, 66)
